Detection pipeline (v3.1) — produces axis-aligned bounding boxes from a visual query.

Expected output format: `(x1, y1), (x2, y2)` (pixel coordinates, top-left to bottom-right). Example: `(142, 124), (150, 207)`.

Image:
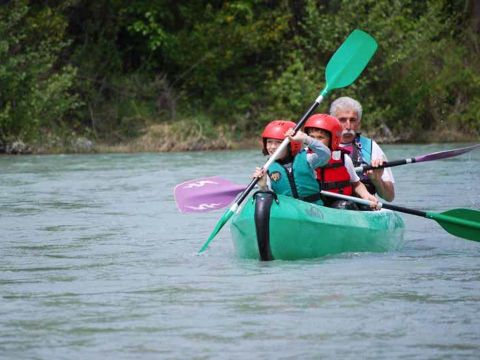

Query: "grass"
(2, 118), (478, 155)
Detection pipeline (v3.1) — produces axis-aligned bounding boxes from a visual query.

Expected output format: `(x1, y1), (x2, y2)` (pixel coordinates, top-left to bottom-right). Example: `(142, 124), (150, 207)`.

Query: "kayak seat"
(328, 199), (360, 210)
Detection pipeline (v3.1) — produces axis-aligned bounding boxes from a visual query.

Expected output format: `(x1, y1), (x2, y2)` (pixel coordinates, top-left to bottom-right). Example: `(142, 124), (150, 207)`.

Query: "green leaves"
(128, 11), (169, 51)
(0, 1), (80, 144)
(0, 0), (478, 148)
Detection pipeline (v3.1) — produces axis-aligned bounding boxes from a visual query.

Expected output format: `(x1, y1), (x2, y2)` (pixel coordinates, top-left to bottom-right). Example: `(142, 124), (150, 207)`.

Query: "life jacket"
(315, 151), (353, 196)
(342, 134), (376, 195)
(267, 150), (323, 205)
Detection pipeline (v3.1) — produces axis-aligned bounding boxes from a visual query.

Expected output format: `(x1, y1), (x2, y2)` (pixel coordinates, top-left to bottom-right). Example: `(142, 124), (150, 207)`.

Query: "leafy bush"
(0, 1), (80, 145)
(1, 0), (478, 151)
(295, 0), (480, 140)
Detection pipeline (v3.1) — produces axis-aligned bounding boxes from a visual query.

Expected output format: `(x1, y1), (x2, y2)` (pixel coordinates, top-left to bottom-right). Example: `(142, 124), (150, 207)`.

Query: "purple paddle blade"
(174, 176), (246, 213)
(414, 144), (480, 162)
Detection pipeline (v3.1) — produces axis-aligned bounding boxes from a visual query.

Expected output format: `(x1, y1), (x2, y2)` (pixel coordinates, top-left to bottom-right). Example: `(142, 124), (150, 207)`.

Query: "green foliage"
(295, 0), (480, 140)
(1, 0), (478, 151)
(264, 52), (319, 123)
(0, 0), (80, 143)
(88, 73), (175, 142)
(162, 1), (294, 121)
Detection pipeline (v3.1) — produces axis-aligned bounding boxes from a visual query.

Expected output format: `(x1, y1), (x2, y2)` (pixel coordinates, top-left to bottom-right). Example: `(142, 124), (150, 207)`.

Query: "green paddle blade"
(427, 208), (480, 242)
(199, 208), (235, 254)
(322, 29), (378, 96)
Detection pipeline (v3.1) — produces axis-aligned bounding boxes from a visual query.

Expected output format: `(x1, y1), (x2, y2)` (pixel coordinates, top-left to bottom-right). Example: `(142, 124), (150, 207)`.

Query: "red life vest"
(315, 151), (353, 196)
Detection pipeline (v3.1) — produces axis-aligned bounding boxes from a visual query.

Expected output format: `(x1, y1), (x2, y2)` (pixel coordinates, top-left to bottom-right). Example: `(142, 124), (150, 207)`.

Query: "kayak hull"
(230, 192), (405, 260)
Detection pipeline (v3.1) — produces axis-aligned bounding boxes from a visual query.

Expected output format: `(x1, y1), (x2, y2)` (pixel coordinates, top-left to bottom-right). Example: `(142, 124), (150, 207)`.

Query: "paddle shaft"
(321, 190), (480, 241)
(355, 158), (415, 172)
(321, 190), (427, 214)
(380, 204), (480, 235)
(197, 97), (325, 254)
(199, 29), (378, 253)
(180, 144), (480, 214)
(235, 96), (325, 207)
(355, 144), (480, 173)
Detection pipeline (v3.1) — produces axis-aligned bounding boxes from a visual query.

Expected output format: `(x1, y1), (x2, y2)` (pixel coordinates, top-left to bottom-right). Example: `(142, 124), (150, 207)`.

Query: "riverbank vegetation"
(1, 0), (479, 154)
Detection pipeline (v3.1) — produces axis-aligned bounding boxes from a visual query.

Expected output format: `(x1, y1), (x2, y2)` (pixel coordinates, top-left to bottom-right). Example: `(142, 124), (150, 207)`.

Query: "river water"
(1, 144), (479, 359)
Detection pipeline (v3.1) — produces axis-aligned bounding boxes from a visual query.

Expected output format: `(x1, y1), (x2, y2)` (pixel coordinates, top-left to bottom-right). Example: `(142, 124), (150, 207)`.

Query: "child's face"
(266, 138), (287, 158)
(307, 128), (331, 148)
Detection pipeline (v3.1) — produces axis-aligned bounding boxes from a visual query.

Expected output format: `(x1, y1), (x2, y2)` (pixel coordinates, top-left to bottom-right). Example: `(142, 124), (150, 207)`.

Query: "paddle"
(177, 144), (479, 214)
(174, 177), (246, 213)
(320, 191), (480, 242)
(175, 176), (479, 242)
(197, 29), (378, 253)
(175, 176), (247, 213)
(354, 144), (480, 173)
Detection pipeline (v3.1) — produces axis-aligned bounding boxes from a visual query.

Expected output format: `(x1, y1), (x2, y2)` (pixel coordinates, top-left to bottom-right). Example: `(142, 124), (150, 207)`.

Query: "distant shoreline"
(2, 124), (478, 155)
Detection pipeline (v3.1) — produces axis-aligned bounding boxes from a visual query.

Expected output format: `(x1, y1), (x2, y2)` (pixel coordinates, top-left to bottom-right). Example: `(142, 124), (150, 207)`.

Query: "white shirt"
(343, 153), (360, 182)
(371, 140), (395, 183)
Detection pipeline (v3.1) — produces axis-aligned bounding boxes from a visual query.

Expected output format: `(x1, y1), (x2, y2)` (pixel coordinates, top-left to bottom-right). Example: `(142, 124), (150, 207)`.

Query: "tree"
(0, 0), (80, 145)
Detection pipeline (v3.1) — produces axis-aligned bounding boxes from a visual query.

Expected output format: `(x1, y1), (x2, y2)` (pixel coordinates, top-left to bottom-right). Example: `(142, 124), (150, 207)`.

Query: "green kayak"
(230, 192), (405, 260)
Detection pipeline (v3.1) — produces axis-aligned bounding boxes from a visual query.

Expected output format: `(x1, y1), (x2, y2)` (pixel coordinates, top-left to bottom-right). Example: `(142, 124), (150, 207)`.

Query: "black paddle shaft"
(235, 100), (322, 206)
(358, 144), (480, 172)
(359, 158), (414, 172)
(381, 202), (427, 217)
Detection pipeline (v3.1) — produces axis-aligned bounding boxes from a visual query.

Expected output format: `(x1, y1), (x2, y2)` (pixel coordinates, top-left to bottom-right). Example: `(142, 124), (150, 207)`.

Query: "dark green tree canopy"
(1, 0), (478, 151)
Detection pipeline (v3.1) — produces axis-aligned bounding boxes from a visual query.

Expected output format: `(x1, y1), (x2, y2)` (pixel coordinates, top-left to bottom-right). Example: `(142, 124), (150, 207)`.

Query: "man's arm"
(368, 141), (395, 201)
(369, 170), (395, 202)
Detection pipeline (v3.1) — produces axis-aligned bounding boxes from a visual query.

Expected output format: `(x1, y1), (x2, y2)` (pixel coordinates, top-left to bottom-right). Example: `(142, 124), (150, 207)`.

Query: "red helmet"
(261, 120), (302, 156)
(304, 114), (342, 150)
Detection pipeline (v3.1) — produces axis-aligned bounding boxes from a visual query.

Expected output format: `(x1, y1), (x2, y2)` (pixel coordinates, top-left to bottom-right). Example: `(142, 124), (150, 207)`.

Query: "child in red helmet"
(303, 114), (379, 210)
(253, 120), (331, 205)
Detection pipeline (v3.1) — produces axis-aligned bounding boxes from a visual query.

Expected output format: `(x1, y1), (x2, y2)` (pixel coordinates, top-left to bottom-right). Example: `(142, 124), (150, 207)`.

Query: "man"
(329, 96), (395, 202)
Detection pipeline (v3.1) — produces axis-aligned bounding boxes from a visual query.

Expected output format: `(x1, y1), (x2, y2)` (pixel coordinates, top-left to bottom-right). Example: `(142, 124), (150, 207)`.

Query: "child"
(253, 120), (331, 205)
(303, 114), (379, 210)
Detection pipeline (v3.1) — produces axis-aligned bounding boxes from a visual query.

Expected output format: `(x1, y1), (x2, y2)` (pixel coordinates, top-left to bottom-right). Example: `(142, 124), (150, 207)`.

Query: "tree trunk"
(466, 0), (480, 33)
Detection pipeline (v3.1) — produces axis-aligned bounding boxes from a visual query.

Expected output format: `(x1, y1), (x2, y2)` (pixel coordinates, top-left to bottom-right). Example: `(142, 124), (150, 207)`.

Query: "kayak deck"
(230, 192), (405, 260)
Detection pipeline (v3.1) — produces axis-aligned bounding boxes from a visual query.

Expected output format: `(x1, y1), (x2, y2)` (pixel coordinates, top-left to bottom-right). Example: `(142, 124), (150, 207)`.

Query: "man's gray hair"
(329, 96), (363, 121)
